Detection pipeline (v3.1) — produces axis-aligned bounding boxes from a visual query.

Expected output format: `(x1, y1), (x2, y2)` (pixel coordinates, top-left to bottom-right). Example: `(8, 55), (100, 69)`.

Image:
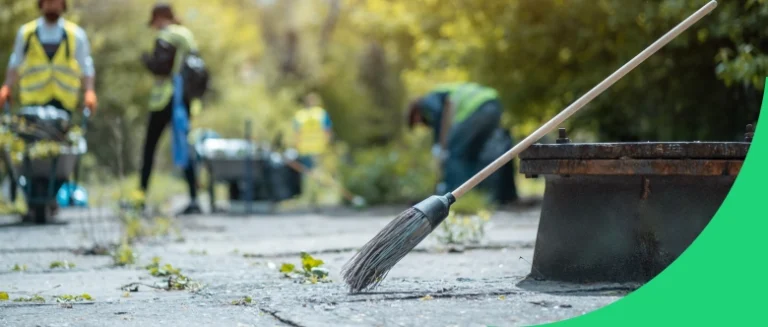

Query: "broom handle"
(451, 0), (718, 199)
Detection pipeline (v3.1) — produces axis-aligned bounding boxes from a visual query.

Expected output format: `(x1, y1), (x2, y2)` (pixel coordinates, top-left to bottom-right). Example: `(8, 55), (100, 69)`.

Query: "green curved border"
(543, 79), (768, 326)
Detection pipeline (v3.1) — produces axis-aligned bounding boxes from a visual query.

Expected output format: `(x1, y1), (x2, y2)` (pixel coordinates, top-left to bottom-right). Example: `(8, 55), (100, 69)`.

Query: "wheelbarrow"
(194, 121), (303, 215)
(3, 104), (90, 224)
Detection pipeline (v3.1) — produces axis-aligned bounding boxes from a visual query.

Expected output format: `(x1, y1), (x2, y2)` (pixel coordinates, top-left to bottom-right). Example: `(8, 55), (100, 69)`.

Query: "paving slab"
(0, 204), (635, 327)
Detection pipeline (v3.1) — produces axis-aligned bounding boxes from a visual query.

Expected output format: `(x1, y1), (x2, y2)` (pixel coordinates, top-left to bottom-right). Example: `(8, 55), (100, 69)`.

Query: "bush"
(339, 127), (438, 205)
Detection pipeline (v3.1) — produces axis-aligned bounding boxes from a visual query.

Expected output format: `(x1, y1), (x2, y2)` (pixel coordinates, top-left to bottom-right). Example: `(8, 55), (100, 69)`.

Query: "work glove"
(431, 144), (449, 162)
(0, 85), (10, 106)
(84, 90), (98, 112)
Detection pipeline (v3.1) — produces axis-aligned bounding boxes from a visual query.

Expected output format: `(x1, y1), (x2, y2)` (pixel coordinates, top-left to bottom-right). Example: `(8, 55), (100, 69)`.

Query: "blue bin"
(56, 182), (88, 208)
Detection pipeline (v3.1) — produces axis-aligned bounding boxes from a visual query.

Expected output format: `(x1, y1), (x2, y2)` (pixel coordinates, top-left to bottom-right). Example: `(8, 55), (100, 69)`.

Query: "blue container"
(56, 182), (88, 208)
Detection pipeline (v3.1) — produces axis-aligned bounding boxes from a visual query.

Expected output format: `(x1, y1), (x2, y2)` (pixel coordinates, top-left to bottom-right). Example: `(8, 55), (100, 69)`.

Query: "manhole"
(518, 126), (753, 283)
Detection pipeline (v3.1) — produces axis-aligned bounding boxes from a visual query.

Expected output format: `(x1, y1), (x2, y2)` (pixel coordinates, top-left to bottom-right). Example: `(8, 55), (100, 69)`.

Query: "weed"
(278, 252), (331, 284)
(112, 242), (137, 267)
(11, 264), (27, 272)
(13, 295), (45, 303)
(49, 261), (76, 269)
(231, 296), (252, 306)
(54, 294), (93, 303)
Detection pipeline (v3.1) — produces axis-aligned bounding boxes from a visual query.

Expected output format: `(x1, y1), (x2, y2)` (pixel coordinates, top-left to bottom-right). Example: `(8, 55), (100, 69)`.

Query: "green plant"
(49, 261), (75, 269)
(434, 210), (492, 246)
(112, 243), (137, 267)
(339, 127), (439, 205)
(279, 252), (331, 284)
(54, 294), (93, 303)
(11, 264), (27, 272)
(12, 295), (45, 303)
(231, 296), (253, 305)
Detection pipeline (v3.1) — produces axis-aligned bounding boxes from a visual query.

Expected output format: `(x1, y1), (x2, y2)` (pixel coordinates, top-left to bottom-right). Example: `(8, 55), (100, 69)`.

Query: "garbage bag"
(171, 74), (190, 169)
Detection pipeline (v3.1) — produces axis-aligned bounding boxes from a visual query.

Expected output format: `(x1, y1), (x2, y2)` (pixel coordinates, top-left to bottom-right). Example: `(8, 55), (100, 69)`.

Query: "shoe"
(177, 202), (202, 216)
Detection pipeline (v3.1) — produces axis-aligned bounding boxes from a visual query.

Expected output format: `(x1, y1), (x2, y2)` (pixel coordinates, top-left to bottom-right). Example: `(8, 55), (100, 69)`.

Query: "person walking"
(138, 3), (203, 215)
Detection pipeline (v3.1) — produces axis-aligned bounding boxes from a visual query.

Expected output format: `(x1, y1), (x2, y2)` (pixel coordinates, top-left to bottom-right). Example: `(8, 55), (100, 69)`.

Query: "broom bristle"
(342, 208), (432, 293)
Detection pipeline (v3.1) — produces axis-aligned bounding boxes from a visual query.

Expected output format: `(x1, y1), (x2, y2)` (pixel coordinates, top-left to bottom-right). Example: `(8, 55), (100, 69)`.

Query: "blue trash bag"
(57, 182), (88, 208)
(171, 74), (190, 169)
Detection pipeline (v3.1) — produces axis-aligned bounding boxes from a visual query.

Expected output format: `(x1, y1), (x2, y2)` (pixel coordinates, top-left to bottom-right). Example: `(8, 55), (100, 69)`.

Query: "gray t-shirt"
(7, 17), (95, 77)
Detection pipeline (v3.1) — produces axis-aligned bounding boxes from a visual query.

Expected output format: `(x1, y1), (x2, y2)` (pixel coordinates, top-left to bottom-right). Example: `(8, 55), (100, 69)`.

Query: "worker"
(292, 92), (333, 209)
(0, 0), (97, 220)
(1, 0), (97, 116)
(407, 82), (517, 203)
(138, 3), (202, 215)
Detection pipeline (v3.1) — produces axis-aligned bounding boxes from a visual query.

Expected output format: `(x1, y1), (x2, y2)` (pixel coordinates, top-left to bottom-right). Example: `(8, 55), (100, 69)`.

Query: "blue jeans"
(441, 100), (503, 193)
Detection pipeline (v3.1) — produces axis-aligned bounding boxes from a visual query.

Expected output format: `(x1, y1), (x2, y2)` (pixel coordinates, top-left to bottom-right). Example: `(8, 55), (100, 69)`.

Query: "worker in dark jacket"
(408, 82), (517, 204)
(139, 3), (202, 215)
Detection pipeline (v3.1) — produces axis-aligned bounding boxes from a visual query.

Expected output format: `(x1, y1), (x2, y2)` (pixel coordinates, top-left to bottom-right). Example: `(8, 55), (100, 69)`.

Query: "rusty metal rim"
(519, 142), (751, 160)
(519, 159), (743, 176)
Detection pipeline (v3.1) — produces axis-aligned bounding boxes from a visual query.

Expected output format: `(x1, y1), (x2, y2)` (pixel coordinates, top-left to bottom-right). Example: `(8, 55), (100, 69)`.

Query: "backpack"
(180, 51), (210, 101)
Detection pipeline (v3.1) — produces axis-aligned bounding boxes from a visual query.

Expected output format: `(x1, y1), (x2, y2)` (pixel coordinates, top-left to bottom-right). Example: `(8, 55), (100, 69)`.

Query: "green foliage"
(450, 190), (493, 216)
(112, 242), (137, 267)
(149, 264), (181, 277)
(300, 252), (324, 273)
(339, 126), (438, 205)
(279, 253), (331, 284)
(143, 258), (202, 292)
(12, 295), (45, 303)
(49, 261), (76, 269)
(145, 256), (162, 270)
(11, 264), (27, 272)
(279, 263), (295, 274)
(435, 210), (492, 246)
(54, 294), (93, 303)
(231, 296), (253, 306)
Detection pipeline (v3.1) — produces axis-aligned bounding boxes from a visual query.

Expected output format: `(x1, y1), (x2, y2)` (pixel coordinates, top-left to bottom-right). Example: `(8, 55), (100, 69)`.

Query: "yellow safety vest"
(18, 19), (82, 111)
(294, 106), (330, 155)
(148, 24), (198, 111)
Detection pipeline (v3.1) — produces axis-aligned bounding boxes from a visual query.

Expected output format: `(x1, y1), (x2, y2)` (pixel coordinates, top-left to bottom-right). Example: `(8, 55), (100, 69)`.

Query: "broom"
(341, 0), (719, 294)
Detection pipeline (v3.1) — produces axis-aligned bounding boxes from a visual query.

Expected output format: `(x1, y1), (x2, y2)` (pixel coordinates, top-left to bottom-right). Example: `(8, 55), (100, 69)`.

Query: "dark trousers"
(442, 100), (503, 192)
(139, 100), (197, 200)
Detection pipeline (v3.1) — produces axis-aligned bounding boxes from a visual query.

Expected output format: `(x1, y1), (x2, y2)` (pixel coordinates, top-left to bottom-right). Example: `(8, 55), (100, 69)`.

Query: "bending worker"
(139, 3), (202, 215)
(1, 0), (97, 117)
(292, 92), (333, 210)
(408, 82), (516, 203)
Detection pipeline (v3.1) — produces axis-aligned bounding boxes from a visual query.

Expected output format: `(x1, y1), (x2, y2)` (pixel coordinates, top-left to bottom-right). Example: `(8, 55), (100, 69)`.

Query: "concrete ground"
(0, 201), (637, 327)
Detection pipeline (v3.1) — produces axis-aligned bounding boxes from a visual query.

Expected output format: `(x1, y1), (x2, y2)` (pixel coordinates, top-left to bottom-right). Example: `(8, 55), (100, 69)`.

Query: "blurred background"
(0, 0), (764, 210)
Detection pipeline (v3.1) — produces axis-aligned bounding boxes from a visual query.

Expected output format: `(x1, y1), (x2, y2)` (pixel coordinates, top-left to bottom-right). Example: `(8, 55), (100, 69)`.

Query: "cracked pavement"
(0, 202), (635, 327)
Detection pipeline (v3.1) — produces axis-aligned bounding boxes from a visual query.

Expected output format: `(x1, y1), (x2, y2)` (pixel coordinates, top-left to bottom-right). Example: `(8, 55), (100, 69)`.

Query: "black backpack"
(180, 51), (210, 101)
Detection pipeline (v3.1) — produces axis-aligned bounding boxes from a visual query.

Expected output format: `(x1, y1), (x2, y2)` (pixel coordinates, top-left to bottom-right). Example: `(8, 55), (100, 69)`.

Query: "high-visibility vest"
(148, 24), (198, 111)
(429, 83), (499, 125)
(294, 106), (330, 155)
(18, 19), (82, 111)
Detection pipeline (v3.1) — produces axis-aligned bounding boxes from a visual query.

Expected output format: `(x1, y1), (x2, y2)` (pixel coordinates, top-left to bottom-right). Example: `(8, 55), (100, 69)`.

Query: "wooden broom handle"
(451, 0), (718, 199)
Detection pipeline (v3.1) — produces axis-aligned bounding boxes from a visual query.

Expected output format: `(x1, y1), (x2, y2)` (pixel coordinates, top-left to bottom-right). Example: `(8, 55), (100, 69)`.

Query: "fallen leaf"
(0, 292), (8, 301)
(280, 263), (295, 274)
(498, 295), (506, 300)
(419, 295), (433, 301)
